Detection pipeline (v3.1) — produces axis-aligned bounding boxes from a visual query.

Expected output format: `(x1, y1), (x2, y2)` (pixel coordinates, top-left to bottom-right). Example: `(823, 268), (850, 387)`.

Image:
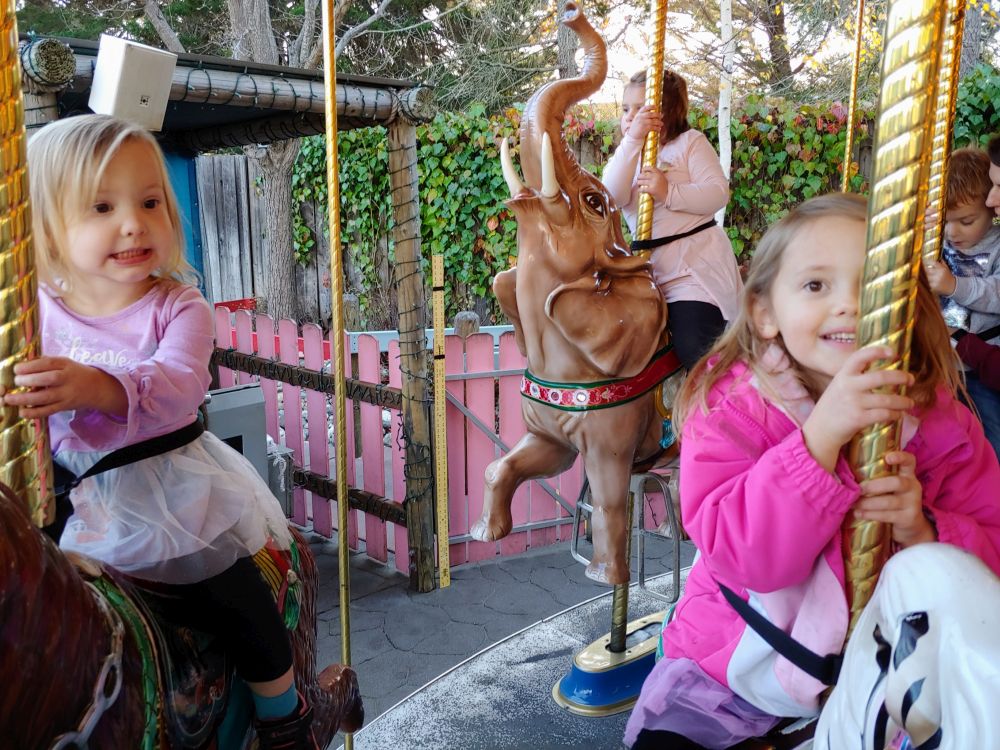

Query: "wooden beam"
(68, 55), (398, 121)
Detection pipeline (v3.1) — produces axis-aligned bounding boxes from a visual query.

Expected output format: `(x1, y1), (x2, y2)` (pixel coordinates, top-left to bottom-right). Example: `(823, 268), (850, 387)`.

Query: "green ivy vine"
(291, 65), (1000, 323)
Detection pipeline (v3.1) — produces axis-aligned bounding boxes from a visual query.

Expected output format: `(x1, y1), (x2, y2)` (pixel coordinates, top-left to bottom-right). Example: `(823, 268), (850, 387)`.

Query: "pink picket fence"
(213, 310), (588, 573)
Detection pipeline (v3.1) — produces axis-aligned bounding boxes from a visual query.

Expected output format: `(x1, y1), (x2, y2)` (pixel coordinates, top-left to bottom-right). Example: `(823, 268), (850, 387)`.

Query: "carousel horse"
(0, 480), (364, 749)
(469, 0), (679, 585)
(815, 543), (1000, 749)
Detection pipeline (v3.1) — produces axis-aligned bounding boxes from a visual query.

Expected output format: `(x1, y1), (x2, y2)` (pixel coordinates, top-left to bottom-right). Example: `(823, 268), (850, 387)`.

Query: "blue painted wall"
(163, 151), (205, 292)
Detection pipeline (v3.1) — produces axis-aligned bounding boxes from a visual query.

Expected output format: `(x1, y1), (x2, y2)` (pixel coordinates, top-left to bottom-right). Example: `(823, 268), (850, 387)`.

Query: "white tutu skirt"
(58, 431), (293, 584)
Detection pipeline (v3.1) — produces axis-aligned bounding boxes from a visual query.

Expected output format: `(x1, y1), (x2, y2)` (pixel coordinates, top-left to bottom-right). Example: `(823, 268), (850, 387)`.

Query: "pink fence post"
(303, 324), (332, 537)
(498, 333), (528, 555)
(358, 335), (388, 562)
(255, 314), (280, 443)
(464, 333), (498, 563)
(343, 332), (359, 549)
(279, 319), (306, 525)
(213, 307), (236, 388)
(234, 310), (254, 385)
(445, 335), (468, 566)
(388, 339), (410, 574)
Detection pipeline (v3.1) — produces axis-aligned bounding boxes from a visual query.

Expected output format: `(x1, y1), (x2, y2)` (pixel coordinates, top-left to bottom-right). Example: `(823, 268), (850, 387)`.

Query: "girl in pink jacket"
(625, 192), (1000, 749)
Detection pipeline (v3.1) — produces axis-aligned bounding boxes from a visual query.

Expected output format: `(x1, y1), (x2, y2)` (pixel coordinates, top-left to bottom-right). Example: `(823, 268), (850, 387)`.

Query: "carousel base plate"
(343, 570), (687, 749)
(551, 610), (665, 717)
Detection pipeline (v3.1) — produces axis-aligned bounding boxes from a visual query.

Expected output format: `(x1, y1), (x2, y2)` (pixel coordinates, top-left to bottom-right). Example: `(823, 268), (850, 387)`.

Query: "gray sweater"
(944, 224), (1000, 344)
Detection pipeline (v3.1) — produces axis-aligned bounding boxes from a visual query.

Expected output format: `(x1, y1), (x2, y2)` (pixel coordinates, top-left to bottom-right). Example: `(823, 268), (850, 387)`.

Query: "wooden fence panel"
(304, 324), (333, 537)
(197, 155), (254, 305)
(498, 334), (528, 556)
(445, 336), (468, 566)
(278, 319), (307, 526)
(388, 340), (409, 575)
(359, 335), (388, 562)
(234, 310), (254, 386)
(213, 307), (236, 388)
(465, 333), (498, 563)
(256, 314), (280, 440)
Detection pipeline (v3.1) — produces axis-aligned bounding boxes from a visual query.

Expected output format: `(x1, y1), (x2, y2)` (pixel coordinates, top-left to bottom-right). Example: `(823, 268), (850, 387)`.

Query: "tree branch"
(334, 0), (393, 59)
(143, 0), (186, 53)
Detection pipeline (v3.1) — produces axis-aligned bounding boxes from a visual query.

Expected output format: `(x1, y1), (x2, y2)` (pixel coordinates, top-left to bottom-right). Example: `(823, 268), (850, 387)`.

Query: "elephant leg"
(470, 433), (577, 542)
(582, 451), (633, 585)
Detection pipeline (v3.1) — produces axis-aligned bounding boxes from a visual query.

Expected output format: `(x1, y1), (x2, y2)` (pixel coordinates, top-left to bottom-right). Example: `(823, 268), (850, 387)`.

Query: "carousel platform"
(312, 537), (695, 750)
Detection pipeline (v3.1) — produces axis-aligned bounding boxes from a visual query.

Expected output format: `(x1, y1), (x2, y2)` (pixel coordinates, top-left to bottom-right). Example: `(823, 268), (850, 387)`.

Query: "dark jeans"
(667, 301), (727, 371)
(966, 372), (1000, 462)
(156, 556), (294, 683)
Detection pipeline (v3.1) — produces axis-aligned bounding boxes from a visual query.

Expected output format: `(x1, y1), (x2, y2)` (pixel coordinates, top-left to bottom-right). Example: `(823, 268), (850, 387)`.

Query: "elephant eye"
(582, 190), (608, 218)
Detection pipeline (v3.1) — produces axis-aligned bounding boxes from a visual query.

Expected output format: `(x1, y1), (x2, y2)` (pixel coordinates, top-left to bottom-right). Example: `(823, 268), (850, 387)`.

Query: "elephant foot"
(469, 511), (512, 542)
(585, 557), (630, 586)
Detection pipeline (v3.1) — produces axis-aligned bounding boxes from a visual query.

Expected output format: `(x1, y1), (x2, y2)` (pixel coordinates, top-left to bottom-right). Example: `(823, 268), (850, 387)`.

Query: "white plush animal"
(814, 543), (1000, 750)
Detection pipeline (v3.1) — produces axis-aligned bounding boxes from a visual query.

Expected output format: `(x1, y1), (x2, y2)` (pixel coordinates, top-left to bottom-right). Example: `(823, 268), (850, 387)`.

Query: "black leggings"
(156, 556), (294, 683)
(667, 301), (727, 371)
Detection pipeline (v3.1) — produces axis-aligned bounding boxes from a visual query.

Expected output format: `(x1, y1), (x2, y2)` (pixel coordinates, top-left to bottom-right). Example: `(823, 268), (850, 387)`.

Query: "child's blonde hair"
(27, 114), (196, 290)
(675, 192), (961, 430)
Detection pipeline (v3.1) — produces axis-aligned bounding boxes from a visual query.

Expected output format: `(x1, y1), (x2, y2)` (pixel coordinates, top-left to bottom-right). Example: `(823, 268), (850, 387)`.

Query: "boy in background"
(925, 146), (1000, 459)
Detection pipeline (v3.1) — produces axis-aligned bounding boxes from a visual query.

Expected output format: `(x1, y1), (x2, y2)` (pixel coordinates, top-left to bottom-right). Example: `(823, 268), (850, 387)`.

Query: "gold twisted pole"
(634, 0), (668, 253)
(921, 0), (967, 266)
(845, 0), (945, 636)
(320, 2), (353, 746)
(0, 4), (53, 527)
(841, 0), (865, 192)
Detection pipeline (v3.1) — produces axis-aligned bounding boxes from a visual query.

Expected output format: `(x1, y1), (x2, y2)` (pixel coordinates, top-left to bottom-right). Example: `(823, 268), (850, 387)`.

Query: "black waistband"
(630, 219), (717, 253)
(55, 419), (206, 495)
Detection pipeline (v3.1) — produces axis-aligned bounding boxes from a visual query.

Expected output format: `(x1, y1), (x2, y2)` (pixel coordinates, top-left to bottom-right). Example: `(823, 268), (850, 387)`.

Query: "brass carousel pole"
(632, 0), (669, 257)
(845, 0), (945, 635)
(921, 0), (967, 266)
(607, 0), (669, 656)
(0, 2), (53, 527)
(320, 2), (353, 747)
(841, 0), (865, 192)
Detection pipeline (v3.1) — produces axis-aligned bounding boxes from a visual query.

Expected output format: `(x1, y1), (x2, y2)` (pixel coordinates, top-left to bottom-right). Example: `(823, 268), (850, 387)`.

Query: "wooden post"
(388, 112), (435, 591)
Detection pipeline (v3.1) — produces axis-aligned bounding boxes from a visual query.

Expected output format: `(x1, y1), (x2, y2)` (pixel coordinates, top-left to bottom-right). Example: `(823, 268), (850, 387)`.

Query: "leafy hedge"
(293, 65), (1000, 324)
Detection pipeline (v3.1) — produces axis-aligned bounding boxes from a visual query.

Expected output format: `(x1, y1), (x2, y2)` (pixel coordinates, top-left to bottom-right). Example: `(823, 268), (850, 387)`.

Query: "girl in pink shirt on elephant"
(603, 69), (743, 370)
(625, 193), (1000, 749)
(0, 115), (318, 749)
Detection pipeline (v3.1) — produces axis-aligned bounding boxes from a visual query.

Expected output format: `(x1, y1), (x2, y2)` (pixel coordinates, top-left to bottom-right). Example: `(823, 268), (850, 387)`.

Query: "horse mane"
(0, 483), (144, 747)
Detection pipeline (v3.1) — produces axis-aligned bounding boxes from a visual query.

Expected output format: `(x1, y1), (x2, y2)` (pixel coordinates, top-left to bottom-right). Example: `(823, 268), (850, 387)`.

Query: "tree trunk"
(716, 0), (735, 225)
(253, 139), (302, 320)
(959, 2), (983, 79)
(760, 0), (793, 91)
(556, 0), (579, 79)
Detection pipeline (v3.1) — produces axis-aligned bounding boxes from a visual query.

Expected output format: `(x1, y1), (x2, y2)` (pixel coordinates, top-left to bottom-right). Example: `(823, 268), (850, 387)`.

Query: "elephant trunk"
(519, 1), (607, 188)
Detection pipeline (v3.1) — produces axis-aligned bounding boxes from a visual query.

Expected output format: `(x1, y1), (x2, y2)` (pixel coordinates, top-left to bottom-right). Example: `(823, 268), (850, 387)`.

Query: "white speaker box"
(88, 35), (177, 131)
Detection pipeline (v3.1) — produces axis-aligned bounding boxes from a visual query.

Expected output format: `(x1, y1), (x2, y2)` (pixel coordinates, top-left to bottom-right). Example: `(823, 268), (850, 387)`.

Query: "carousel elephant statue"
(815, 543), (1000, 749)
(469, 0), (679, 585)
(0, 481), (363, 749)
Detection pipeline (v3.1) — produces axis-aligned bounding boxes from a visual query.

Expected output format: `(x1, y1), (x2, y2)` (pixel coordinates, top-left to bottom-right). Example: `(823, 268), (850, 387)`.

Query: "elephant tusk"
(500, 138), (526, 197)
(541, 133), (561, 198)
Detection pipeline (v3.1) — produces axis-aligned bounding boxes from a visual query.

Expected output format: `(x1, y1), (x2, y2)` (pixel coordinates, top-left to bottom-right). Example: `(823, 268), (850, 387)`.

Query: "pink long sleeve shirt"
(668, 361), (1000, 717)
(40, 280), (215, 455)
(602, 128), (743, 320)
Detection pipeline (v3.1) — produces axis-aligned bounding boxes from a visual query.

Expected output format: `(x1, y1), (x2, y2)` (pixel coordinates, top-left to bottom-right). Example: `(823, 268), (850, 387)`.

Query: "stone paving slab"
(312, 535), (697, 748)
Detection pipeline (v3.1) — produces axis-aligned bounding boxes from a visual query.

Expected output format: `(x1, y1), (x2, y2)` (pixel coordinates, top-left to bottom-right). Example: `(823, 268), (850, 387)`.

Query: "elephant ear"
(494, 268), (526, 356)
(545, 272), (666, 378)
